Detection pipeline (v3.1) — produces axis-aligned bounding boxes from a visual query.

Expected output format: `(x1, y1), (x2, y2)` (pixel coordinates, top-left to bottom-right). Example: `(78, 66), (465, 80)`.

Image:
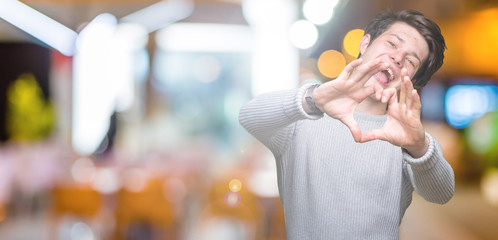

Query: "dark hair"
(363, 10), (446, 89)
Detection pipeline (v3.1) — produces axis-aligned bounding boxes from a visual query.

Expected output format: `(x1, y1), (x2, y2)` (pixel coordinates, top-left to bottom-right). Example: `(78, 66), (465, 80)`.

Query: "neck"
(355, 95), (388, 115)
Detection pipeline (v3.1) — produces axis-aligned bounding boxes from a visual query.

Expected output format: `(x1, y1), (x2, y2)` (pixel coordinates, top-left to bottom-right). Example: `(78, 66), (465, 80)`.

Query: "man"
(239, 10), (454, 239)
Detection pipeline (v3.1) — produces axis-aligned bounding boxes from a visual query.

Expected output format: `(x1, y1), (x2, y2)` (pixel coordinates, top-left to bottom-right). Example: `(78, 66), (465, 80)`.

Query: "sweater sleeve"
(239, 84), (323, 153)
(403, 132), (455, 204)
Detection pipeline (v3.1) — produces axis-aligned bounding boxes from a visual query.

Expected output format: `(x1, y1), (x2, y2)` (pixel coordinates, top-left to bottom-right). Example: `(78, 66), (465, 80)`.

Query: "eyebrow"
(389, 33), (421, 64)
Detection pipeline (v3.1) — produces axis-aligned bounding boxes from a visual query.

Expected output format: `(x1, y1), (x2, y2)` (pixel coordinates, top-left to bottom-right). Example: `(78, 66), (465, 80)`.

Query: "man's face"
(359, 22), (429, 90)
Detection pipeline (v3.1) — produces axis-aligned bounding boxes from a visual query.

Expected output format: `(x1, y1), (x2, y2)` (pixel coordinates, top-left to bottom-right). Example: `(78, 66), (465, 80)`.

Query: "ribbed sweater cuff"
(284, 83), (324, 121)
(403, 132), (438, 171)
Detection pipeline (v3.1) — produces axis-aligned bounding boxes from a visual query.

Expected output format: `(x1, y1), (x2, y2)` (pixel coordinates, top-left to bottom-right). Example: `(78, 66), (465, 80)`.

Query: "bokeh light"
(71, 157), (96, 183)
(466, 111), (498, 166)
(445, 84), (498, 129)
(91, 168), (120, 194)
(224, 191), (241, 208)
(317, 49), (346, 78)
(441, 8), (498, 77)
(229, 179), (242, 192)
(122, 168), (148, 193)
(72, 13), (121, 156)
(303, 0), (339, 25)
(481, 168), (498, 207)
(342, 28), (364, 60)
(242, 0), (299, 96)
(70, 222), (95, 240)
(289, 20), (318, 49)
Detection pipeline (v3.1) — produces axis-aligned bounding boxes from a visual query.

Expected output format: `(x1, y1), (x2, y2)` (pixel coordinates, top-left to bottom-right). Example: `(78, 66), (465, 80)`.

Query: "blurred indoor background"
(0, 0), (497, 239)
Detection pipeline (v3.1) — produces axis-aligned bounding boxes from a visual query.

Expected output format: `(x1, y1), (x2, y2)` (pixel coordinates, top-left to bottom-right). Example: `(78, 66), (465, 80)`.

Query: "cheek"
(410, 68), (416, 77)
(407, 66), (418, 78)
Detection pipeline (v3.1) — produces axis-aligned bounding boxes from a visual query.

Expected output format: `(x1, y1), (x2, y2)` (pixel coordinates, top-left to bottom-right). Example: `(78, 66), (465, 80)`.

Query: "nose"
(390, 56), (400, 66)
(390, 51), (404, 67)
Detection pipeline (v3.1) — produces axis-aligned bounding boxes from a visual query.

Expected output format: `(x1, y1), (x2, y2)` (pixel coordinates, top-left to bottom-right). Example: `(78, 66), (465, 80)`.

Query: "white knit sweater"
(239, 84), (455, 240)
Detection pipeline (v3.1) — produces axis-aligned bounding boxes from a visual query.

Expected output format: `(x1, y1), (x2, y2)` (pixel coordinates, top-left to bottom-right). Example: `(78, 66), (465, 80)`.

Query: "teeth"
(386, 68), (394, 81)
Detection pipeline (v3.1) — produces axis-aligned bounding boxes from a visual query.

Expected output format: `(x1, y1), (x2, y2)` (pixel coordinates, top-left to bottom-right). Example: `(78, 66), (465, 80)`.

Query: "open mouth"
(386, 68), (394, 81)
(375, 68), (395, 87)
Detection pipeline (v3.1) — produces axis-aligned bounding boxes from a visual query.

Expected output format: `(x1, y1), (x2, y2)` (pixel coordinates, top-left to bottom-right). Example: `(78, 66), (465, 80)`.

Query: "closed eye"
(407, 59), (414, 67)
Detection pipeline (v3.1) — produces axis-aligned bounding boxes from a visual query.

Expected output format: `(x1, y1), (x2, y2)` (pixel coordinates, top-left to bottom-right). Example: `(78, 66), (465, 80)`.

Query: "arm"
(240, 57), (389, 147)
(404, 133), (455, 204)
(238, 85), (319, 151)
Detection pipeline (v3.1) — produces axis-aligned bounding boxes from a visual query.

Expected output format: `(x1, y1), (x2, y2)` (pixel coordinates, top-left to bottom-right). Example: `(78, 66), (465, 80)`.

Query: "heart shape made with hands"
(314, 59), (427, 152)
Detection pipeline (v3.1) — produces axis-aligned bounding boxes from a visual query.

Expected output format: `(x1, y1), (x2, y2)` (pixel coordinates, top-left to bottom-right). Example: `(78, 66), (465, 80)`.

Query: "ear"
(359, 34), (371, 55)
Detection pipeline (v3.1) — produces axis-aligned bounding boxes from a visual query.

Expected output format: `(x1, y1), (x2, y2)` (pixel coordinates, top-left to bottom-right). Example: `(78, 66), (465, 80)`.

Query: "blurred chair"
(49, 184), (104, 239)
(113, 177), (176, 240)
(0, 203), (5, 223)
(194, 175), (266, 240)
(51, 185), (102, 217)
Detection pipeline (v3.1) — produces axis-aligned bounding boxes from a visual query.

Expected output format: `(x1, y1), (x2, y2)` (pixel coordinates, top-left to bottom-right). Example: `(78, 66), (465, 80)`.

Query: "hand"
(360, 68), (428, 157)
(313, 58), (389, 142)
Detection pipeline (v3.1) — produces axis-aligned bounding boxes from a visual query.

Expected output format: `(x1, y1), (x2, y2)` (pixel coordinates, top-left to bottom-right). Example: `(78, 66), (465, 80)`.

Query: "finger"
(404, 75), (415, 110)
(359, 129), (386, 143)
(360, 81), (381, 99)
(341, 116), (362, 142)
(399, 68), (408, 105)
(381, 87), (396, 104)
(338, 58), (363, 80)
(350, 58), (389, 85)
(387, 89), (398, 108)
(410, 89), (422, 117)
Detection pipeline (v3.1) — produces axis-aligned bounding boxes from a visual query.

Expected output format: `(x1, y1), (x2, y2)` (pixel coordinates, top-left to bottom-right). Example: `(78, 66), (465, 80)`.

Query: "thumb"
(359, 129), (385, 143)
(341, 115), (362, 142)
